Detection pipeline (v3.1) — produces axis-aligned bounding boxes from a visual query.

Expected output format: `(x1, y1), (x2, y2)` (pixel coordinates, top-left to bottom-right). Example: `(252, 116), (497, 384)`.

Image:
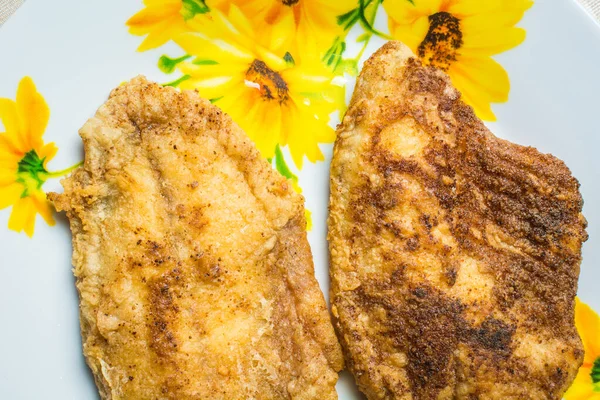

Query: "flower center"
(418, 11), (463, 71)
(281, 0), (299, 5)
(16, 150), (48, 197)
(245, 59), (289, 103)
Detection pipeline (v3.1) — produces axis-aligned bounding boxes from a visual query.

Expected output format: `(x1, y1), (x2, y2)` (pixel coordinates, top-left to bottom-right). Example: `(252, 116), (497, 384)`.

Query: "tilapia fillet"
(50, 77), (342, 399)
(328, 42), (586, 399)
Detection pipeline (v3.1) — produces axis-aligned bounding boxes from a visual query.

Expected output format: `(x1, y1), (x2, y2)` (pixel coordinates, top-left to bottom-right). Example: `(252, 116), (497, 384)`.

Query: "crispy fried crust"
(50, 76), (342, 400)
(328, 42), (587, 399)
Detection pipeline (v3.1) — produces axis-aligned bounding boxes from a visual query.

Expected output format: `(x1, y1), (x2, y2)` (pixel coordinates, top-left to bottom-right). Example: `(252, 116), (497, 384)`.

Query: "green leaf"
(210, 96), (223, 104)
(180, 0), (209, 21)
(323, 40), (346, 71)
(274, 144), (301, 193)
(192, 59), (219, 65)
(592, 357), (600, 385)
(284, 52), (295, 66)
(163, 75), (191, 87)
(357, 0), (393, 40)
(337, 8), (361, 31)
(356, 32), (371, 43)
(158, 55), (191, 74)
(274, 145), (297, 181)
(334, 59), (359, 76)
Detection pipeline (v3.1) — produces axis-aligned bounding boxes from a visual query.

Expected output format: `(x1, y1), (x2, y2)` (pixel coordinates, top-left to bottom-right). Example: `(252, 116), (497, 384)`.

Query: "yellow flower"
(127, 0), (209, 51)
(0, 77), (58, 237)
(208, 0), (356, 54)
(384, 0), (533, 121)
(175, 6), (343, 168)
(565, 298), (600, 400)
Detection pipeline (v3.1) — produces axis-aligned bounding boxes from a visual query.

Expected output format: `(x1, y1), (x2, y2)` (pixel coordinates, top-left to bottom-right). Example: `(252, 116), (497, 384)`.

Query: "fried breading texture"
(50, 76), (342, 400)
(328, 41), (586, 400)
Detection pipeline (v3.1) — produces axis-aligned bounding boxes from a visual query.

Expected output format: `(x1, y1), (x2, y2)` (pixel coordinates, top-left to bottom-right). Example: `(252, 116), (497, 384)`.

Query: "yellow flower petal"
(385, 0), (431, 25)
(126, 1), (181, 29)
(171, 0), (345, 169)
(314, 0), (357, 14)
(138, 17), (186, 52)
(461, 27), (526, 56)
(282, 102), (331, 168)
(244, 100), (282, 159)
(225, 4), (255, 39)
(575, 298), (600, 365)
(386, 0), (530, 123)
(0, 181), (23, 210)
(31, 190), (55, 227)
(450, 56), (510, 102)
(37, 142), (58, 167)
(179, 75), (238, 100)
(564, 366), (600, 400)
(460, 11), (530, 34)
(16, 76), (49, 151)
(265, 9), (296, 53)
(390, 16), (430, 54)
(126, 0), (190, 51)
(283, 69), (333, 94)
(176, 32), (254, 64)
(447, 55), (511, 120)
(8, 196), (37, 237)
(450, 75), (496, 121)
(0, 98), (27, 153)
(448, 0), (533, 19)
(0, 140), (21, 169)
(179, 62), (246, 81)
(217, 0), (354, 53)
(0, 167), (17, 186)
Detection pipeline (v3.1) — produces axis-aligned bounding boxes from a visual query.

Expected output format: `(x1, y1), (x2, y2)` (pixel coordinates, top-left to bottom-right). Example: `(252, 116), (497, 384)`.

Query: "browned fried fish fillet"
(50, 76), (343, 400)
(328, 41), (587, 399)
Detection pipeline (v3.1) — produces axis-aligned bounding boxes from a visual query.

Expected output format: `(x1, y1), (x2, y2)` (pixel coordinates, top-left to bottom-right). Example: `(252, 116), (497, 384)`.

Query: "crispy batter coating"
(328, 42), (587, 400)
(50, 76), (342, 400)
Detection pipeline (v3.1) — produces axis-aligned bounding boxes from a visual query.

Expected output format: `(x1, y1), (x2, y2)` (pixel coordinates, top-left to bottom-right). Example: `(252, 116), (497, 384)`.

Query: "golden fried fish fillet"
(50, 76), (342, 400)
(328, 42), (587, 399)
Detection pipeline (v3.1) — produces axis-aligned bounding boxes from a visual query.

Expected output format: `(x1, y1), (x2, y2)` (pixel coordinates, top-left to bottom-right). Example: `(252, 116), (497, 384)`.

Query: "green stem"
(274, 145), (297, 182)
(352, 0), (381, 62)
(158, 54), (191, 74)
(44, 161), (83, 178)
(358, 0), (393, 40)
(164, 75), (191, 87)
(354, 38), (371, 62)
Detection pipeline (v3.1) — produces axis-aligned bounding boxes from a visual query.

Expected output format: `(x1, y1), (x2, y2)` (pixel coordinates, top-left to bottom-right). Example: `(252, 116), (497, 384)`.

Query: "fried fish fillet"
(50, 76), (342, 400)
(328, 42), (587, 399)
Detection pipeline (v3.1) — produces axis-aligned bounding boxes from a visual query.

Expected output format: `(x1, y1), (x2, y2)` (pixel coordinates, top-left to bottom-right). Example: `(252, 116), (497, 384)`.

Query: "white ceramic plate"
(1, 0), (599, 398)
